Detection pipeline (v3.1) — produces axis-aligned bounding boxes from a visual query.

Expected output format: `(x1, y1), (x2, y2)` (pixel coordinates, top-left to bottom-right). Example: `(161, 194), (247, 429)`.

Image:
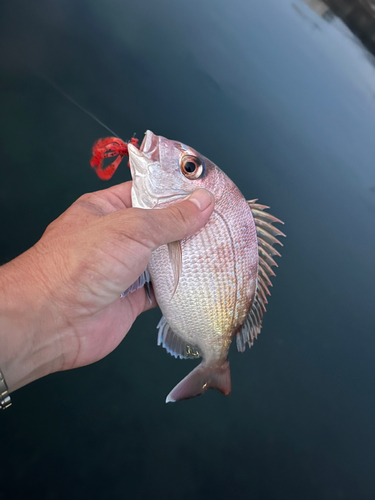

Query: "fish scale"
(148, 191), (257, 363)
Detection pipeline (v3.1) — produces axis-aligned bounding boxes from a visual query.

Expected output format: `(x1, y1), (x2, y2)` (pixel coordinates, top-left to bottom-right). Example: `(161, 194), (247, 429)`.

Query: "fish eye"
(180, 155), (204, 180)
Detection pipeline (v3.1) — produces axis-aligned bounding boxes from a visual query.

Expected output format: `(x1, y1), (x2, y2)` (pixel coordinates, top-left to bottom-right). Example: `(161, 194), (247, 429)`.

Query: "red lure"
(90, 136), (140, 180)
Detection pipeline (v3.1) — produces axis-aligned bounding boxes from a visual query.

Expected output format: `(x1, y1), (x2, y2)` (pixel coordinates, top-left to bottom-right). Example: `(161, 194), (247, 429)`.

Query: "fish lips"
(128, 143), (154, 208)
(128, 132), (189, 208)
(128, 130), (160, 176)
(140, 130), (159, 157)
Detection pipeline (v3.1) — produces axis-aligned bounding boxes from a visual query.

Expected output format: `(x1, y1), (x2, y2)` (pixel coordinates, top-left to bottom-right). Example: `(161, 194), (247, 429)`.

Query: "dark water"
(1, 0), (375, 498)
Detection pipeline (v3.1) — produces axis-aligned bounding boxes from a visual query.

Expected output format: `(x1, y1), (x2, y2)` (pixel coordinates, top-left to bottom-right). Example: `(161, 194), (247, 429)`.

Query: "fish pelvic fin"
(165, 361), (231, 403)
(121, 269), (151, 301)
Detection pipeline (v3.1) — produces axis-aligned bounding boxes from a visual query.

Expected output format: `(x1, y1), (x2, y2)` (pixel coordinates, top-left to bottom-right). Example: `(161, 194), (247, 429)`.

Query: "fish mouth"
(140, 130), (159, 159)
(128, 130), (159, 168)
(128, 130), (189, 209)
(127, 143), (148, 179)
(128, 131), (160, 209)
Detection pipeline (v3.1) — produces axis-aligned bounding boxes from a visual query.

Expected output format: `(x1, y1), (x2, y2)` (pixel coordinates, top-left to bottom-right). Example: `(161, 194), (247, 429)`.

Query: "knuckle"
(73, 194), (105, 216)
(168, 204), (191, 229)
(76, 192), (93, 203)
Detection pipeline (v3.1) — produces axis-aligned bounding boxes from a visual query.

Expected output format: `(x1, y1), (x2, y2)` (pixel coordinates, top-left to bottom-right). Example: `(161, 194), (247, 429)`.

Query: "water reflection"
(303, 0), (375, 54)
(299, 0), (333, 19)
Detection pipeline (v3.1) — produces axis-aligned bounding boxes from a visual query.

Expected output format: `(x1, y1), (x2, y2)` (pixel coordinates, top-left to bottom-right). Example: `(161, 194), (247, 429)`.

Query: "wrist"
(0, 248), (74, 392)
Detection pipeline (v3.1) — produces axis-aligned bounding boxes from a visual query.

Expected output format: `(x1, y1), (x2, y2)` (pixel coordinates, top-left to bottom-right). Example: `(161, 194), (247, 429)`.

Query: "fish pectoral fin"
(157, 316), (200, 360)
(166, 361), (231, 403)
(121, 269), (151, 301)
(167, 240), (182, 298)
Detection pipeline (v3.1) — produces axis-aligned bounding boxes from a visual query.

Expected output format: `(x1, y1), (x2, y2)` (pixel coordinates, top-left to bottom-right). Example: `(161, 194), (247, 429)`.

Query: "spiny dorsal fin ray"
(258, 236), (282, 257)
(236, 200), (285, 353)
(250, 208), (284, 225)
(259, 256), (276, 278)
(256, 226), (283, 247)
(157, 316), (201, 359)
(259, 246), (278, 268)
(254, 219), (286, 238)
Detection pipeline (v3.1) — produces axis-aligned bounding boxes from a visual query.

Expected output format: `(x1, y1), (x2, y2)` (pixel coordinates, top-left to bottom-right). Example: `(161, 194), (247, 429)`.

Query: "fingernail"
(187, 189), (214, 211)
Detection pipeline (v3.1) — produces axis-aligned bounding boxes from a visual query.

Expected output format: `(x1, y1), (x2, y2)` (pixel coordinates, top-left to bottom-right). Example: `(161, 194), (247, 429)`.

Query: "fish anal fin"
(157, 316), (200, 360)
(166, 361), (231, 403)
(167, 240), (182, 298)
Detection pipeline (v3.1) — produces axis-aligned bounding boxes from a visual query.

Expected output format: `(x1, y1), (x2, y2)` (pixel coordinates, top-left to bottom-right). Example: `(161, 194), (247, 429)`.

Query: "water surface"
(0, 1), (374, 498)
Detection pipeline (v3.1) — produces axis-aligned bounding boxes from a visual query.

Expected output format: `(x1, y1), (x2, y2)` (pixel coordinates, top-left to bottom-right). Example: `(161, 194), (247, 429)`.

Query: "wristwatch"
(0, 368), (11, 410)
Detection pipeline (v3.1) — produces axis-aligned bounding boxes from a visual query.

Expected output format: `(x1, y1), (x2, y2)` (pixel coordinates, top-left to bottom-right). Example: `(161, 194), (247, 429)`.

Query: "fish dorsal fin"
(236, 200), (285, 353)
(157, 316), (201, 359)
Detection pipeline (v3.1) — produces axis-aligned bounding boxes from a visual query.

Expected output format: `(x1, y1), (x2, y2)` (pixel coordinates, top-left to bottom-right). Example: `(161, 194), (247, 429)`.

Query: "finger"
(95, 181), (133, 209)
(150, 189), (215, 248)
(119, 189), (215, 251)
(125, 283), (158, 316)
(70, 182), (133, 218)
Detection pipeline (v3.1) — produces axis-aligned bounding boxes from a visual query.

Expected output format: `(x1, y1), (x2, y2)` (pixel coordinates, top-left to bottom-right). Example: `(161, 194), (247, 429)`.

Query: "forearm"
(0, 249), (67, 392)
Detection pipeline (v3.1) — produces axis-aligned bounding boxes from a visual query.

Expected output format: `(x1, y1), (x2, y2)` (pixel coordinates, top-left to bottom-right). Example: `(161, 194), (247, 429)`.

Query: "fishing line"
(33, 70), (139, 180)
(39, 73), (121, 138)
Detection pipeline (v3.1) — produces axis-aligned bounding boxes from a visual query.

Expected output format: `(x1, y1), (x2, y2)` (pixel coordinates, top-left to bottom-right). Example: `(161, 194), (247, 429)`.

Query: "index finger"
(95, 181), (133, 209)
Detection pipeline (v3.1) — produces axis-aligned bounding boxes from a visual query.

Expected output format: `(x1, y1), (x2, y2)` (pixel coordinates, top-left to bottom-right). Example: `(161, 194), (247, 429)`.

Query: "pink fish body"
(127, 131), (284, 402)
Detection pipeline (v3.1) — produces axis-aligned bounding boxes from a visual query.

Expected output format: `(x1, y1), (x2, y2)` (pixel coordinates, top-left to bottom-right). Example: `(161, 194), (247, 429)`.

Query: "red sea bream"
(125, 130), (285, 403)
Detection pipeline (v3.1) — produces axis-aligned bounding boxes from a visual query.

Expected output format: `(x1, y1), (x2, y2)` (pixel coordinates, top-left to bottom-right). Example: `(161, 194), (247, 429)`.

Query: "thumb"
(138, 189), (215, 250)
(91, 189), (214, 298)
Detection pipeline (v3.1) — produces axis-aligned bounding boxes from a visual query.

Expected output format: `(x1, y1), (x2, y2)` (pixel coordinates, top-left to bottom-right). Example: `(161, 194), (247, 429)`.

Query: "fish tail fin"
(165, 361), (231, 403)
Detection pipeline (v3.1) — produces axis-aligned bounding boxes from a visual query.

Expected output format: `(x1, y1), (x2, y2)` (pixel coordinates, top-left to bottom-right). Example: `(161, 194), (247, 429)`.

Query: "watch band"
(0, 367), (12, 410)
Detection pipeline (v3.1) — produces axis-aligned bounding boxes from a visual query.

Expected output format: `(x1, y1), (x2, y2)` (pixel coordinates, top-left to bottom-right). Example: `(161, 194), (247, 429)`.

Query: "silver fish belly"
(127, 130), (284, 402)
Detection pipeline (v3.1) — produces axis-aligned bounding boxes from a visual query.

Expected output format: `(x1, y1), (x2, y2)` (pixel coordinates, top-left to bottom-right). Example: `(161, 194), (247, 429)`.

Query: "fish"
(125, 130), (285, 402)
(91, 130), (285, 402)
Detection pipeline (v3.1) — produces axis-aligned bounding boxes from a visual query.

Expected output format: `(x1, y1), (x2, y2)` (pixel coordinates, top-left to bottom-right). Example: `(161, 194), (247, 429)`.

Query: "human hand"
(0, 182), (214, 392)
